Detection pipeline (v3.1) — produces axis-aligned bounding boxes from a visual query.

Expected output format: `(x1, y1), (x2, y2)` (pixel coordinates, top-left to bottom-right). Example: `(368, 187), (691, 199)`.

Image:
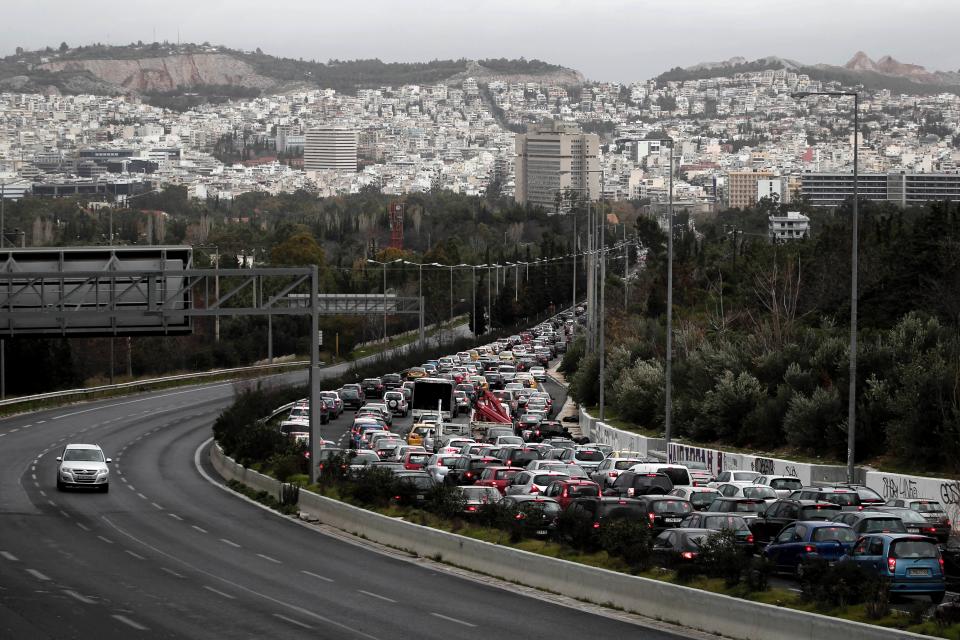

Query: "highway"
(0, 362), (706, 638)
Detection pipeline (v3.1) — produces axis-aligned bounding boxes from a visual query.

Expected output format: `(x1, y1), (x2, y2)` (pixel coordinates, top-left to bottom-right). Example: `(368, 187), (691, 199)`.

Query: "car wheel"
(56, 479), (64, 491)
(932, 591), (945, 604)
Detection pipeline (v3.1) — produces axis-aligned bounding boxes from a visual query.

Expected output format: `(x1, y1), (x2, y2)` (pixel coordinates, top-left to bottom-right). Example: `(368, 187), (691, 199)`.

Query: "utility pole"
(664, 142), (675, 460)
(623, 223), (629, 311)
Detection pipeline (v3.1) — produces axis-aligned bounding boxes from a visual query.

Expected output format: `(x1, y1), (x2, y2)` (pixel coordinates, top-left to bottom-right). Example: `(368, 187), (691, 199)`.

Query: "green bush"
(556, 507), (600, 550)
(800, 559), (877, 608)
(698, 530), (743, 586)
(426, 483), (467, 519)
(346, 468), (399, 507)
(599, 519), (652, 570)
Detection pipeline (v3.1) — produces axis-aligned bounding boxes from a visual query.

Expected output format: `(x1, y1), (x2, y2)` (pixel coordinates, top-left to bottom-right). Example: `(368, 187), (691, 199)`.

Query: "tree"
(271, 231), (326, 266)
(59, 42), (69, 52)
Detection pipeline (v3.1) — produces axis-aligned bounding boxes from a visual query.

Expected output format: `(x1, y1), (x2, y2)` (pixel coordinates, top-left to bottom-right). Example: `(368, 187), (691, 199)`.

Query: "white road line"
(97, 536), (114, 544)
(256, 553), (282, 564)
(137, 493), (147, 500)
(203, 585), (236, 599)
(219, 538), (241, 548)
(121, 478), (128, 484)
(31, 474), (36, 480)
(33, 482), (39, 488)
(0, 551), (19, 561)
(128, 485), (136, 492)
(25, 568), (50, 581)
(358, 590), (396, 603)
(59, 510), (70, 518)
(10, 428), (19, 433)
(191, 525), (208, 534)
(125, 550), (145, 560)
(63, 589), (96, 604)
(51, 382), (236, 420)
(301, 570), (334, 582)
(430, 612), (476, 627)
(24, 424), (32, 428)
(0, 434), (5, 437)
(160, 567), (184, 578)
(273, 613), (313, 629)
(76, 523), (91, 532)
(38, 490), (46, 497)
(35, 420), (45, 424)
(47, 500), (57, 507)
(151, 503), (163, 510)
(167, 513), (183, 521)
(112, 615), (149, 631)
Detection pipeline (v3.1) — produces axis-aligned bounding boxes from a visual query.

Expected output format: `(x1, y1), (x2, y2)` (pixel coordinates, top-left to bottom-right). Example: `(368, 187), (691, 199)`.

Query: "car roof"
(64, 443), (101, 449)
(796, 521), (853, 528)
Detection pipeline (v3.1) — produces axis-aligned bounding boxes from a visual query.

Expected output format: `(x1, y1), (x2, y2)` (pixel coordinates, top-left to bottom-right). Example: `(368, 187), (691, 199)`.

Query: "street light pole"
(792, 90), (860, 484)
(664, 140), (675, 459)
(598, 171), (607, 422)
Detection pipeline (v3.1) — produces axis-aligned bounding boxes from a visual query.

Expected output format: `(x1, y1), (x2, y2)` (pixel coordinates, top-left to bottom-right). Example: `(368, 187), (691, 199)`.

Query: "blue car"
(763, 521), (856, 576)
(841, 533), (946, 603)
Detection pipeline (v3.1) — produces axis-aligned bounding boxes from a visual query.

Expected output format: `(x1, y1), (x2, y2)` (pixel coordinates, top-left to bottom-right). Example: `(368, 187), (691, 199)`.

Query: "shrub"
(934, 601), (960, 628)
(864, 578), (890, 620)
(268, 450), (307, 482)
(556, 507), (599, 550)
(346, 468), (399, 506)
(745, 555), (772, 592)
(698, 530), (742, 586)
(426, 483), (466, 519)
(800, 559), (876, 608)
(599, 519), (652, 570)
(612, 358), (664, 427)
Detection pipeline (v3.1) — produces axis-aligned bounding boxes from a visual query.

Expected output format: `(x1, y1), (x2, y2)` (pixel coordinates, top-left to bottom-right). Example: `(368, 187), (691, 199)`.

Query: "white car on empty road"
(56, 443), (111, 492)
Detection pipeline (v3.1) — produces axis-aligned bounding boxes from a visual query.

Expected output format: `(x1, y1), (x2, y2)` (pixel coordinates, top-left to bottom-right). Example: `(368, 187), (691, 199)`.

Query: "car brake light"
(926, 527), (937, 533)
(530, 485), (539, 493)
(608, 472), (618, 477)
(857, 505), (864, 510)
(681, 551), (696, 560)
(940, 557), (945, 573)
(648, 512), (656, 523)
(393, 495), (401, 500)
(592, 522), (601, 529)
(465, 472), (472, 478)
(515, 513), (525, 520)
(746, 534), (754, 544)
(467, 506), (477, 512)
(804, 544), (815, 553)
(887, 557), (896, 573)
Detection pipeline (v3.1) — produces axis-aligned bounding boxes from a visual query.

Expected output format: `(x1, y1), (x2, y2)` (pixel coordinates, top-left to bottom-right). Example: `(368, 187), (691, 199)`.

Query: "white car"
(56, 443), (111, 492)
(715, 482), (778, 503)
(383, 391), (409, 417)
(425, 454), (463, 483)
(753, 474), (804, 498)
(589, 457), (645, 488)
(708, 470), (761, 488)
(529, 366), (547, 382)
(505, 470), (570, 496)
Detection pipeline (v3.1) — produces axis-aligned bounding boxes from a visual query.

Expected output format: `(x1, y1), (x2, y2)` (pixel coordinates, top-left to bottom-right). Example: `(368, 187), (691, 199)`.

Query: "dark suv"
(361, 377), (385, 397)
(795, 486), (862, 511)
(636, 496), (695, 532)
(749, 499), (842, 544)
(603, 471), (674, 498)
(381, 373), (403, 390)
(444, 456), (500, 486)
(339, 384), (365, 409)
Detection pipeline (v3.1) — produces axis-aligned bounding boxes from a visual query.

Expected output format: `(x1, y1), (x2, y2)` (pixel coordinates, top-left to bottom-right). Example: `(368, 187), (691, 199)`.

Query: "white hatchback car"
(56, 443), (111, 492)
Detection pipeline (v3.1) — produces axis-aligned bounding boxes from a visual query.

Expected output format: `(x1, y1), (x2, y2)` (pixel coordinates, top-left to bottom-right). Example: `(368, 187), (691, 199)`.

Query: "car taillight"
(940, 557), (945, 573)
(592, 522), (601, 529)
(467, 506), (477, 512)
(648, 512), (656, 524)
(746, 534), (754, 544)
(465, 472), (473, 478)
(530, 485), (539, 493)
(926, 527), (937, 533)
(857, 505), (864, 510)
(681, 551), (697, 560)
(887, 557), (896, 573)
(393, 495), (401, 500)
(515, 513), (525, 520)
(608, 472), (618, 478)
(804, 544), (814, 553)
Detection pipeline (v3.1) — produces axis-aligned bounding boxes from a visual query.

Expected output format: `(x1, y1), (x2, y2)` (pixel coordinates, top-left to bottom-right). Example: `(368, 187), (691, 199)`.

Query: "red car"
(402, 450), (431, 471)
(475, 466), (522, 495)
(543, 479), (601, 510)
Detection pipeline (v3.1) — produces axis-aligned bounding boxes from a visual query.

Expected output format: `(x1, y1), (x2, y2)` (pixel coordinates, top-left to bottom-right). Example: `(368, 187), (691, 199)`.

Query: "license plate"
(536, 529), (548, 536)
(416, 495), (424, 501)
(664, 518), (681, 523)
(908, 568), (931, 576)
(908, 528), (920, 533)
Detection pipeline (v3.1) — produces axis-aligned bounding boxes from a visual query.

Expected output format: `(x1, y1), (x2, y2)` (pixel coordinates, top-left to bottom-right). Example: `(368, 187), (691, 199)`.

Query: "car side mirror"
(106, 458), (112, 464)
(56, 456), (62, 462)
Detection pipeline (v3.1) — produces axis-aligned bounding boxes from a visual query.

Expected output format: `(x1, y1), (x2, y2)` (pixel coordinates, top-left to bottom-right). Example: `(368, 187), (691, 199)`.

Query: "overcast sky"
(2, 1), (958, 83)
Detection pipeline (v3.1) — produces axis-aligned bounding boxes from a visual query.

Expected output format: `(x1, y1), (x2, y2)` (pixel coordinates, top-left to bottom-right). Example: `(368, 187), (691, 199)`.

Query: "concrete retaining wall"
(210, 443), (928, 640)
(210, 443), (282, 501)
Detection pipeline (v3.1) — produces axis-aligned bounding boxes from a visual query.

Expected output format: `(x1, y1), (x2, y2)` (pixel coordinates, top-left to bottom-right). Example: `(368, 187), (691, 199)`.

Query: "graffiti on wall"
(751, 457), (775, 475)
(880, 475), (919, 500)
(940, 481), (960, 506)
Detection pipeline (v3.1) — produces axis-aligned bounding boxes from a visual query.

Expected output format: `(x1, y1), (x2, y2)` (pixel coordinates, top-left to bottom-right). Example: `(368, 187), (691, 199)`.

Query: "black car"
(501, 495), (562, 538)
(392, 471), (437, 506)
(454, 391), (472, 416)
(361, 377), (385, 397)
(635, 496), (695, 532)
(749, 499), (841, 544)
(381, 373), (403, 390)
(604, 471), (674, 498)
(484, 372), (504, 390)
(879, 506), (950, 543)
(680, 512), (755, 548)
(494, 446), (544, 468)
(559, 497), (647, 545)
(528, 420), (565, 443)
(704, 497), (767, 520)
(652, 528), (715, 567)
(795, 486), (862, 511)
(444, 456), (500, 486)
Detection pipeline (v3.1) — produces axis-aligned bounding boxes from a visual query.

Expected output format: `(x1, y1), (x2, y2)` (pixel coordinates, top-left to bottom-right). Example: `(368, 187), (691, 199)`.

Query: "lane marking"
(151, 503), (163, 510)
(125, 550), (146, 560)
(167, 513), (183, 521)
(26, 568), (50, 581)
(191, 525), (208, 534)
(76, 523), (91, 532)
(103, 514), (379, 640)
(63, 589), (96, 604)
(97, 536), (114, 544)
(39, 490), (46, 497)
(256, 553), (281, 564)
(112, 615), (149, 631)
(47, 500), (57, 507)
(59, 510), (70, 518)
(160, 567), (184, 578)
(137, 493), (147, 500)
(0, 551), (19, 561)
(52, 382), (237, 420)
(203, 585), (236, 599)
(358, 590), (396, 603)
(219, 538), (241, 548)
(273, 613), (313, 629)
(430, 612), (476, 628)
(301, 570), (334, 582)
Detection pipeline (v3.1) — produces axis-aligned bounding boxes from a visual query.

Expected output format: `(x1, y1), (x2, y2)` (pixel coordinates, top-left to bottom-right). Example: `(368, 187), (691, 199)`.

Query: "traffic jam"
(278, 309), (959, 604)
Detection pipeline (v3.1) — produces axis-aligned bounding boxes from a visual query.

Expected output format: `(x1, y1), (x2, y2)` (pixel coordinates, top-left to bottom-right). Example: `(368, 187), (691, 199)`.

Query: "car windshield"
(519, 501), (560, 516)
(461, 487), (499, 501)
(824, 492), (858, 506)
(770, 478), (802, 491)
(498, 437), (523, 445)
(614, 460), (640, 470)
(575, 450), (604, 462)
(862, 518), (906, 533)
(894, 510), (928, 524)
(703, 515), (747, 531)
(800, 505), (840, 519)
(652, 500), (693, 514)
(657, 468), (689, 486)
(891, 540), (939, 559)
(407, 454), (430, 464)
(812, 527), (857, 543)
(496, 469), (520, 480)
(63, 449), (103, 462)
(743, 486), (777, 499)
(854, 487), (884, 502)
(914, 502), (946, 514)
(599, 503), (646, 518)
(732, 472), (760, 482)
(734, 501), (766, 513)
(569, 485), (600, 498)
(351, 452), (379, 464)
(385, 392), (402, 400)
(534, 474), (567, 485)
(401, 476), (434, 490)
(689, 492), (718, 508)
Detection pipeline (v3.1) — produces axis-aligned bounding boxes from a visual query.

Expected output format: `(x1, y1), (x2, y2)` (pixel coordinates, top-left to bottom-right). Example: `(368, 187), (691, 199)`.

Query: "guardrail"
(0, 359), (310, 411)
(210, 444), (926, 640)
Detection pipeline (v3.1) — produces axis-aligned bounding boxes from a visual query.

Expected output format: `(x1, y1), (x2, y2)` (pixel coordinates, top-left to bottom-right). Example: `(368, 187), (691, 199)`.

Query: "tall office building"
(726, 170), (774, 209)
(304, 127), (358, 172)
(514, 120), (599, 210)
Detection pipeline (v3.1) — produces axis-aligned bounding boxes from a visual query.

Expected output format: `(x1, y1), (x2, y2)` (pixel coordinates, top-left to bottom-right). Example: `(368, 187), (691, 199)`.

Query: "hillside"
(0, 42), (583, 103)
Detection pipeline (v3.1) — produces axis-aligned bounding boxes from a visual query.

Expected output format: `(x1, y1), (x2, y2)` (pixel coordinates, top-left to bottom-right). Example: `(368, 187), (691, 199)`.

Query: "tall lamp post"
(367, 257), (403, 342)
(792, 90), (860, 484)
(402, 260), (428, 348)
(663, 139), (676, 458)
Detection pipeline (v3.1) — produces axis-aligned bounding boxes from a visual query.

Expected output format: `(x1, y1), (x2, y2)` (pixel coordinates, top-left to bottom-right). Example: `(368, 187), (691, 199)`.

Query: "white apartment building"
(768, 211), (810, 243)
(514, 120), (599, 210)
(304, 127), (358, 173)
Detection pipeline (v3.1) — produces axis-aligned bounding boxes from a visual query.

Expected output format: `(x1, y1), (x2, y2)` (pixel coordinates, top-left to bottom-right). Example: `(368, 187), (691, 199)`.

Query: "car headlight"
(97, 469), (108, 476)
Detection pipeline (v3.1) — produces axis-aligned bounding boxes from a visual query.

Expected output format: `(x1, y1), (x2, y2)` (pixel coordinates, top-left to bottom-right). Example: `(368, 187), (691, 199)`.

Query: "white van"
(627, 463), (692, 488)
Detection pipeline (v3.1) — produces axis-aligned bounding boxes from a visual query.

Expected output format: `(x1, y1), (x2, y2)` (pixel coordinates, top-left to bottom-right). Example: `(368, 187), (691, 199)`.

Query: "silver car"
(56, 443), (111, 492)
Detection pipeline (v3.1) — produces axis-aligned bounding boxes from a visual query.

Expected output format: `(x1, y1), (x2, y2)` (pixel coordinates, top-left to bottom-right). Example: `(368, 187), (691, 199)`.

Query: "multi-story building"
(514, 120), (599, 210)
(800, 172), (960, 207)
(726, 169), (774, 209)
(304, 127), (358, 173)
(768, 211), (811, 243)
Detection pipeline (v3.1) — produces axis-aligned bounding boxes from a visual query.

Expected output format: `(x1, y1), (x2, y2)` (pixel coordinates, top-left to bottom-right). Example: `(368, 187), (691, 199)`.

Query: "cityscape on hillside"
(1, 44), (959, 244)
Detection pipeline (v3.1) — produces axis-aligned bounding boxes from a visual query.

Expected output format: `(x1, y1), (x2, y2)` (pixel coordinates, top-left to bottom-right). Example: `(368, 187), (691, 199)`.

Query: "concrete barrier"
(210, 443), (928, 640)
(210, 443), (282, 501)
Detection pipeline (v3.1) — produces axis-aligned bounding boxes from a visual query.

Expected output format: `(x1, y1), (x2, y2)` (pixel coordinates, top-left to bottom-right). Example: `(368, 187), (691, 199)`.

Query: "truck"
(412, 377), (456, 420)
